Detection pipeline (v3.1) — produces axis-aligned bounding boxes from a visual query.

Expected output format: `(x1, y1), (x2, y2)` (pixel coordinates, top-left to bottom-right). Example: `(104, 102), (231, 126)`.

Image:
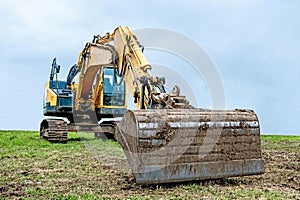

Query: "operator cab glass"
(103, 67), (125, 106)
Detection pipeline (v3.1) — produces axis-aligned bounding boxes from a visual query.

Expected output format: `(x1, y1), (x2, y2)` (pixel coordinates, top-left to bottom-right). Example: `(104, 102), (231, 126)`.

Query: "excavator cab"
(94, 66), (127, 119)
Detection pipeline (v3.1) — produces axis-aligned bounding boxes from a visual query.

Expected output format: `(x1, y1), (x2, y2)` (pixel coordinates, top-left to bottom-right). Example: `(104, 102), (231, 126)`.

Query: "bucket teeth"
(115, 109), (264, 184)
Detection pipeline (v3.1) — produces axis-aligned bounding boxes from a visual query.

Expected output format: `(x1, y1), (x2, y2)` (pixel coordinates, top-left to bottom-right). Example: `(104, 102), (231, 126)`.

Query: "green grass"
(261, 134), (300, 141)
(0, 131), (299, 199)
(261, 134), (300, 152)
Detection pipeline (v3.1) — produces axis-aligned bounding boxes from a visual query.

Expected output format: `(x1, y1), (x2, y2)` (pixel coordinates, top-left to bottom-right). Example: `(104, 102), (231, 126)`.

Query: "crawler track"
(40, 119), (68, 143)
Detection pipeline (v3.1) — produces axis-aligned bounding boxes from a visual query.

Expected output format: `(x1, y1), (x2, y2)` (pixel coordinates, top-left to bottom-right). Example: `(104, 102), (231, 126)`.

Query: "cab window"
(103, 67), (125, 106)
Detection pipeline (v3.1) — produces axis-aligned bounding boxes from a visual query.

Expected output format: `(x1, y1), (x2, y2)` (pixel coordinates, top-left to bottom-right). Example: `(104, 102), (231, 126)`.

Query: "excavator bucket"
(115, 109), (264, 184)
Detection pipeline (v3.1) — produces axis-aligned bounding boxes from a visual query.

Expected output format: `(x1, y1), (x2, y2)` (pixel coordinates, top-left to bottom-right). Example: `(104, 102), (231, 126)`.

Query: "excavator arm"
(73, 43), (115, 111)
(95, 26), (190, 110)
(93, 26), (265, 184)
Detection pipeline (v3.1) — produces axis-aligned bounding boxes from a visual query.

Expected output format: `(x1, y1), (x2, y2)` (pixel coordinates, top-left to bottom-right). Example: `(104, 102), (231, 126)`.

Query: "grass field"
(0, 131), (299, 199)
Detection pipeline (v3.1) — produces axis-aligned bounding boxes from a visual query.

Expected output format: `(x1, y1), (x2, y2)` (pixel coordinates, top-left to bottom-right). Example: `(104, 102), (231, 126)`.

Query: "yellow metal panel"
(45, 81), (57, 106)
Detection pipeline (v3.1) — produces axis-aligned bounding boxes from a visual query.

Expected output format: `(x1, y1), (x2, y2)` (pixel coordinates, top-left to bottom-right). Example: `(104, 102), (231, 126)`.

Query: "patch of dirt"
(0, 182), (25, 197)
(151, 122), (175, 143)
(94, 139), (300, 199)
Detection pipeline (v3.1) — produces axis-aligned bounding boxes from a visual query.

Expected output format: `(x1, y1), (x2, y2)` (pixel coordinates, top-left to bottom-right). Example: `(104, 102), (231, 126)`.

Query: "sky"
(0, 0), (299, 135)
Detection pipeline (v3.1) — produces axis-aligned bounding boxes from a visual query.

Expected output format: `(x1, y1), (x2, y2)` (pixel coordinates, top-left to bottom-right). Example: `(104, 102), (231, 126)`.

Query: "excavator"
(40, 26), (264, 184)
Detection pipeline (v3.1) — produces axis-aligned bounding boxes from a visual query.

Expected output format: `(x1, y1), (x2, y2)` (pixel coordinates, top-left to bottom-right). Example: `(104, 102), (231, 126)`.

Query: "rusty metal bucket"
(115, 109), (265, 184)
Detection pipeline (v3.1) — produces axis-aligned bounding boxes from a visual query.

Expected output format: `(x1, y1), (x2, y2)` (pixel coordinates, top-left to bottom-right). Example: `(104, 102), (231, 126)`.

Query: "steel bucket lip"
(134, 158), (265, 184)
